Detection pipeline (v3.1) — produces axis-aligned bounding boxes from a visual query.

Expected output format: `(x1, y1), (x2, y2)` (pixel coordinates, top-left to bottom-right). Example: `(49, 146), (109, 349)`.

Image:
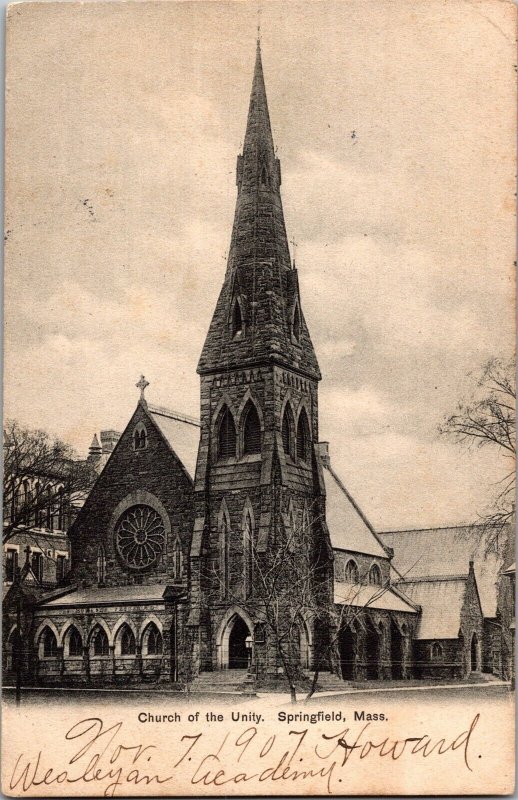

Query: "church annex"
(4, 40), (499, 690)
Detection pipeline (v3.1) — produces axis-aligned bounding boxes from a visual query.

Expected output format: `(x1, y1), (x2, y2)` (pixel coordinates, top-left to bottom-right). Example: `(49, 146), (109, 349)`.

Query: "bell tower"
(189, 40), (330, 675)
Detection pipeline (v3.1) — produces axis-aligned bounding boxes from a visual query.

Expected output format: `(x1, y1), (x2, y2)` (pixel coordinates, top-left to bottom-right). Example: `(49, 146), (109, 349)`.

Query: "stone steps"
(192, 669), (249, 691)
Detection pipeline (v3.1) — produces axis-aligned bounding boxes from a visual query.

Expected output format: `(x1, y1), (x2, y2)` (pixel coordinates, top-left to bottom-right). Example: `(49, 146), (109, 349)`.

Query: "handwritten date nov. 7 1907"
(9, 713), (480, 797)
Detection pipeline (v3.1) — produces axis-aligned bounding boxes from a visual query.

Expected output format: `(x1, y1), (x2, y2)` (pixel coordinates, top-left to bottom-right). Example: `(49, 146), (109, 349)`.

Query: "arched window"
(344, 559), (359, 583)
(134, 424), (147, 450)
(296, 408), (311, 462)
(431, 642), (443, 659)
(232, 299), (244, 338)
(68, 627), (83, 657)
(260, 163), (269, 186)
(219, 514), (230, 598)
(243, 511), (254, 598)
(91, 626), (109, 656)
(281, 404), (295, 457)
(368, 564), (382, 586)
(42, 627), (57, 658)
(144, 623), (163, 656)
(31, 551), (43, 583)
(172, 537), (183, 580)
(292, 304), (301, 342)
(119, 625), (136, 656)
(97, 545), (106, 585)
(218, 406), (237, 459)
(243, 401), (261, 455)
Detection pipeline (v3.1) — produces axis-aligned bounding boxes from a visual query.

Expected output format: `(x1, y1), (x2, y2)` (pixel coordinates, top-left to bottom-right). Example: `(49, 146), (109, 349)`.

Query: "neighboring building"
(3, 40), (512, 689)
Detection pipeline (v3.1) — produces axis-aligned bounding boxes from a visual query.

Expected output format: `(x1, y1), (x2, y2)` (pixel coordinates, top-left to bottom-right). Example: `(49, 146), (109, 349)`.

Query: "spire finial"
(290, 236), (298, 268)
(136, 374), (149, 402)
(257, 3), (261, 45)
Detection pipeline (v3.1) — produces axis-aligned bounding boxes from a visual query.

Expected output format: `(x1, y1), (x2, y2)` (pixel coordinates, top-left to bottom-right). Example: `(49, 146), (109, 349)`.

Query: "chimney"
(317, 441), (330, 467)
(100, 430), (121, 454)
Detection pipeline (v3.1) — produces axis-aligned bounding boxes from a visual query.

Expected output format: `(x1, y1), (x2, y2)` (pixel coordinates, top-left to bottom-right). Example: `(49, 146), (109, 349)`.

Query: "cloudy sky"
(5, 0), (515, 530)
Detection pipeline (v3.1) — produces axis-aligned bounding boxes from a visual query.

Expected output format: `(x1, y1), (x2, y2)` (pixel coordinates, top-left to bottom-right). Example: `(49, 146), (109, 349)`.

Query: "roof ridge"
(397, 574), (468, 584)
(147, 403), (201, 428)
(379, 524), (485, 534)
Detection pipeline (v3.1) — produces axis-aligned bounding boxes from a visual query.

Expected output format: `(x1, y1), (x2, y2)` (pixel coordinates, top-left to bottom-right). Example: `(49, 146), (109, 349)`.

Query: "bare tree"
(439, 356), (515, 552)
(3, 419), (98, 546)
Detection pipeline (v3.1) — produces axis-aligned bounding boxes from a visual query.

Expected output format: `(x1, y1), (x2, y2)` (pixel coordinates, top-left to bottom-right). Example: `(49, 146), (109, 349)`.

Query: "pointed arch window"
(232, 298), (244, 339)
(296, 408), (311, 462)
(292, 304), (301, 342)
(42, 627), (57, 658)
(91, 626), (109, 656)
(431, 642), (443, 659)
(119, 625), (136, 656)
(144, 623), (163, 656)
(219, 514), (230, 599)
(134, 423), (147, 450)
(172, 537), (183, 581)
(68, 627), (83, 657)
(218, 406), (237, 459)
(368, 564), (382, 586)
(344, 559), (359, 583)
(243, 401), (261, 455)
(243, 512), (254, 598)
(97, 545), (106, 586)
(281, 404), (295, 457)
(260, 162), (269, 187)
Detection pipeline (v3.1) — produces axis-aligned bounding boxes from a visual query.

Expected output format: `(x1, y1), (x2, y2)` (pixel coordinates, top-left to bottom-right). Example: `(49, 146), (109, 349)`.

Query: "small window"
(172, 538), (183, 580)
(145, 624), (163, 656)
(120, 626), (136, 656)
(243, 401), (261, 455)
(56, 555), (66, 584)
(42, 628), (57, 658)
(431, 642), (443, 659)
(31, 552), (43, 583)
(296, 408), (311, 462)
(134, 424), (147, 450)
(281, 404), (294, 457)
(292, 304), (301, 342)
(5, 549), (18, 583)
(218, 406), (237, 459)
(368, 564), (382, 586)
(260, 163), (269, 186)
(344, 559), (359, 583)
(68, 627), (83, 657)
(46, 487), (54, 530)
(92, 627), (109, 656)
(232, 299), (244, 339)
(57, 487), (65, 530)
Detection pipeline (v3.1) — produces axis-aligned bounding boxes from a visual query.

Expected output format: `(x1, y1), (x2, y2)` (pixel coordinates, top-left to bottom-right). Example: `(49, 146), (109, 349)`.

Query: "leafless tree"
(439, 356), (515, 553)
(3, 419), (98, 547)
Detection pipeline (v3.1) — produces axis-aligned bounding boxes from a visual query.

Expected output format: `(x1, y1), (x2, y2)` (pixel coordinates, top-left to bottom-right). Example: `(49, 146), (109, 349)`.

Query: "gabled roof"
(379, 525), (509, 618)
(324, 465), (389, 559)
(146, 403), (200, 480)
(38, 583), (185, 608)
(397, 576), (467, 639)
(334, 581), (418, 613)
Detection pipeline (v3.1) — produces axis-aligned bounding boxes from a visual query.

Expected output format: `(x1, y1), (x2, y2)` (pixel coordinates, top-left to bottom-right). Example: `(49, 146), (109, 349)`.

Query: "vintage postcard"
(2, 0), (516, 795)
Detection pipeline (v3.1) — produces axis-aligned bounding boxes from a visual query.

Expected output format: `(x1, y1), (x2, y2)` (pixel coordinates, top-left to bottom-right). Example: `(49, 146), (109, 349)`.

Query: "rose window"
(115, 505), (165, 569)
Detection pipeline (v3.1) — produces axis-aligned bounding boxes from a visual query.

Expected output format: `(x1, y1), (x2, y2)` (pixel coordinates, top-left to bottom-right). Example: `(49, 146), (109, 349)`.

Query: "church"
(5, 39), (504, 690)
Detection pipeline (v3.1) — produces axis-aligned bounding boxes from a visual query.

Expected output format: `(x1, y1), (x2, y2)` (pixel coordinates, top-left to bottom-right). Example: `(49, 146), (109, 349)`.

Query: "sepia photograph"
(2, 0), (516, 795)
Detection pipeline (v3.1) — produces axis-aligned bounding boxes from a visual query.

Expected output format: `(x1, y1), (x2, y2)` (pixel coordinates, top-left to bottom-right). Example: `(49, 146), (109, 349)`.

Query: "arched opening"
(172, 537), (183, 580)
(292, 304), (301, 341)
(369, 564), (382, 586)
(67, 626), (83, 657)
(339, 626), (355, 680)
(281, 404), (295, 457)
(40, 627), (58, 658)
(390, 620), (403, 679)
(296, 408), (310, 462)
(471, 632), (479, 672)
(365, 619), (380, 680)
(344, 559), (359, 583)
(243, 401), (261, 455)
(228, 616), (251, 669)
(232, 299), (244, 338)
(217, 406), (237, 459)
(142, 623), (163, 656)
(134, 424), (147, 450)
(90, 626), (109, 657)
(118, 624), (136, 656)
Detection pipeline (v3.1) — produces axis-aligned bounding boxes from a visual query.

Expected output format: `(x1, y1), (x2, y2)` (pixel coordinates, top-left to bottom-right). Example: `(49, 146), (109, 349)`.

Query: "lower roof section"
(37, 583), (185, 608)
(334, 581), (418, 614)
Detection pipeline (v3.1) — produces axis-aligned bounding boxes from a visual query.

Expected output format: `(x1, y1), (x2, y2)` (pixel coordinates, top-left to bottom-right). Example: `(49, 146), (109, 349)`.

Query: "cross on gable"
(136, 375), (150, 401)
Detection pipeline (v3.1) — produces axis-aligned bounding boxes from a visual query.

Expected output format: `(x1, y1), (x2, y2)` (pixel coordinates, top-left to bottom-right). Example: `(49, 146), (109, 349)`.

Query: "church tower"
(190, 40), (331, 675)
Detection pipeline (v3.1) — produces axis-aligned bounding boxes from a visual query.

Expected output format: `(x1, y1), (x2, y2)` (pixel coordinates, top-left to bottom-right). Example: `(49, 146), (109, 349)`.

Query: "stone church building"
(4, 41), (506, 689)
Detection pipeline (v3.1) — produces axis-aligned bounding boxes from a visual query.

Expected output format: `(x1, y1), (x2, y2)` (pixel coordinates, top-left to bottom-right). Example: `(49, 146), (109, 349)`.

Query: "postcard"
(2, 0), (516, 795)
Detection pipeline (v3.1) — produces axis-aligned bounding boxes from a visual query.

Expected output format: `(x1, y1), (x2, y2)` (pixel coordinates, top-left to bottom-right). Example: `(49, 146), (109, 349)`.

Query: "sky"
(5, 0), (515, 530)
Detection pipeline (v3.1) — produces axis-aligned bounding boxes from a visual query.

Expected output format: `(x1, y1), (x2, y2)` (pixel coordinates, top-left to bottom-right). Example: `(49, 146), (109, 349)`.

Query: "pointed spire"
(88, 433), (102, 461)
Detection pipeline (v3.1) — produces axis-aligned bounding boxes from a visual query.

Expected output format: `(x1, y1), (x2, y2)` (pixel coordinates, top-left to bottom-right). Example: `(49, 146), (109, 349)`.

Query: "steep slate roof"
(146, 404), (200, 480)
(379, 526), (506, 618)
(324, 465), (389, 558)
(397, 576), (467, 639)
(39, 583), (183, 608)
(334, 582), (418, 613)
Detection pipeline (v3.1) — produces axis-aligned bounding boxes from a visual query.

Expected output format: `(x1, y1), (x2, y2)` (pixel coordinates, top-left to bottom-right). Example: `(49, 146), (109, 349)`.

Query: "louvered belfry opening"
(296, 408), (310, 461)
(218, 406), (237, 459)
(243, 401), (261, 454)
(232, 299), (243, 338)
(281, 404), (294, 456)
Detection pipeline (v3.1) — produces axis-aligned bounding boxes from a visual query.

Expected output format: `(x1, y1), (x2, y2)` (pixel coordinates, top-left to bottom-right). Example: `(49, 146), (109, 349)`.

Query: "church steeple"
(197, 40), (320, 381)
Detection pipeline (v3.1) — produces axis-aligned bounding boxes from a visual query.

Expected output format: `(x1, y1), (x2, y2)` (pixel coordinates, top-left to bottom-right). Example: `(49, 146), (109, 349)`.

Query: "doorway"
(339, 627), (355, 680)
(228, 616), (250, 669)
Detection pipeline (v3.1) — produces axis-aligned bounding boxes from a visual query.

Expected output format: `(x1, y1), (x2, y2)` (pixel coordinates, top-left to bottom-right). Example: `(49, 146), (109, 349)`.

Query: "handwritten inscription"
(8, 713), (480, 797)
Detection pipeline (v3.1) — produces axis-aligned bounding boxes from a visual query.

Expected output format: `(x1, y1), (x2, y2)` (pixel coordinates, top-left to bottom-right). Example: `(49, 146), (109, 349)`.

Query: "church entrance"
(339, 627), (355, 680)
(365, 620), (380, 680)
(390, 620), (404, 679)
(228, 616), (251, 669)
